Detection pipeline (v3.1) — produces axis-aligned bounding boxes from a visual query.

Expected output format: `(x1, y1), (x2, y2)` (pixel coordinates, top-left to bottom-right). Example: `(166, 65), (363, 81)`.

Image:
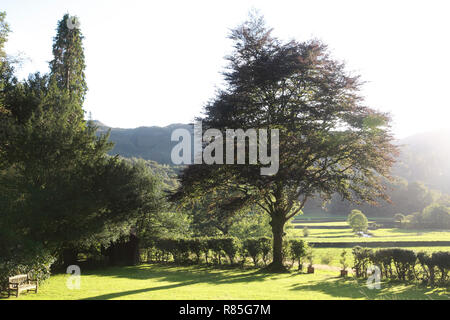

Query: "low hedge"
(352, 246), (450, 286)
(144, 236), (308, 268)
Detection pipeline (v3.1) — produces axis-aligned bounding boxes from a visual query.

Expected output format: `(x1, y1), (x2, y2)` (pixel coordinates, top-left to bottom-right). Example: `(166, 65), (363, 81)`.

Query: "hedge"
(352, 246), (450, 286)
(144, 236), (303, 267)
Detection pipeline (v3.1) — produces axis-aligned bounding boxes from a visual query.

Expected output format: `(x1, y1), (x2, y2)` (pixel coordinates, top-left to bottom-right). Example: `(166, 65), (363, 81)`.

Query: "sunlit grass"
(2, 264), (448, 300)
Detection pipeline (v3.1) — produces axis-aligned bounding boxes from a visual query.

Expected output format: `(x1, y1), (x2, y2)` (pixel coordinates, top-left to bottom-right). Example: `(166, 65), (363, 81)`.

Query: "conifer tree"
(49, 14), (87, 109)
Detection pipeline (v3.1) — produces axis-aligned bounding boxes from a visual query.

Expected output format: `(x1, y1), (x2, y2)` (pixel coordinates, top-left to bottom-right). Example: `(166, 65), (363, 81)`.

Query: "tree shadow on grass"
(82, 264), (275, 300)
(289, 277), (450, 300)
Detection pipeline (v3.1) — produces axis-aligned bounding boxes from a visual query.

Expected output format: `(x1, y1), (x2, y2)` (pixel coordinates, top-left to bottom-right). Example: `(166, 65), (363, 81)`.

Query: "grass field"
(2, 264), (449, 300)
(290, 221), (450, 243)
(2, 217), (448, 301)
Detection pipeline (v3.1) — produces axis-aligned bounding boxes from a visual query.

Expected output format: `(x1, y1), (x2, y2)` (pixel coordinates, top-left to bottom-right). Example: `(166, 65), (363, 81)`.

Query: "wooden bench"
(7, 274), (38, 298)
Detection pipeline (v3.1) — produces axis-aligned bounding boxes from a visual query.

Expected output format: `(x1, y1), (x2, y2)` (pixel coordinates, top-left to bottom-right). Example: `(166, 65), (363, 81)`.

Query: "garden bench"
(7, 274), (38, 298)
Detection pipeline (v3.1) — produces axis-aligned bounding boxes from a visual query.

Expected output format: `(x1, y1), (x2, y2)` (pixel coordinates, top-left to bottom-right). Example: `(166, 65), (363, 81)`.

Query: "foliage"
(0, 14), (164, 271)
(339, 250), (348, 271)
(289, 239), (308, 270)
(403, 203), (450, 229)
(171, 13), (397, 272)
(302, 226), (310, 237)
(394, 213), (405, 223)
(352, 247), (450, 286)
(347, 210), (369, 233)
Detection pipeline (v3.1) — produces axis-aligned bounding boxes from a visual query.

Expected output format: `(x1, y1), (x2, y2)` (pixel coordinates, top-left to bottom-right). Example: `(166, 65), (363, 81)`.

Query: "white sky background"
(2, 0), (450, 139)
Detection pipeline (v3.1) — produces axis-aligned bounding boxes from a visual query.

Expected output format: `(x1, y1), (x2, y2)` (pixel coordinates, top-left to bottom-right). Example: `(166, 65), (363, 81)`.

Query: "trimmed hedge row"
(143, 237), (309, 268)
(311, 241), (450, 248)
(352, 246), (450, 286)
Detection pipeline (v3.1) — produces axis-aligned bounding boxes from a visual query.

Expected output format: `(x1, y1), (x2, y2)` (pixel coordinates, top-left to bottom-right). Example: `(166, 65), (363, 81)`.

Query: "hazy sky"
(2, 0), (450, 138)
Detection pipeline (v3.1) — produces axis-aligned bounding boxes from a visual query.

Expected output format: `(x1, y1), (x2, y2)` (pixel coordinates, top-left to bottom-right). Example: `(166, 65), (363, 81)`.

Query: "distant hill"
(95, 121), (450, 193)
(394, 129), (450, 193)
(94, 121), (193, 165)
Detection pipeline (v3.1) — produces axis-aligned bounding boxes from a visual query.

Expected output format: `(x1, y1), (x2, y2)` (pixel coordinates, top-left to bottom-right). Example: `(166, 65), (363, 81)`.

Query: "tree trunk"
(266, 214), (288, 273)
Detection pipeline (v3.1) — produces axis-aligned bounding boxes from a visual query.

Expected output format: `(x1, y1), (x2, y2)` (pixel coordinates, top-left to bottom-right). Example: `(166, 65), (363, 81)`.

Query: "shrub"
(207, 238), (224, 265)
(390, 248), (416, 281)
(289, 239), (308, 270)
(320, 252), (333, 265)
(340, 250), (348, 271)
(305, 246), (314, 267)
(218, 237), (240, 264)
(432, 251), (450, 285)
(259, 237), (272, 266)
(352, 246), (373, 278)
(282, 239), (291, 266)
(0, 242), (56, 292)
(243, 238), (262, 267)
(302, 227), (310, 237)
(188, 238), (206, 263)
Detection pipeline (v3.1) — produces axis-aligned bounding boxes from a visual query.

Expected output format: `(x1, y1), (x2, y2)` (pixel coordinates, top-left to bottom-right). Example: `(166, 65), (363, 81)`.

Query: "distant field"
(294, 213), (394, 223)
(290, 222), (450, 243)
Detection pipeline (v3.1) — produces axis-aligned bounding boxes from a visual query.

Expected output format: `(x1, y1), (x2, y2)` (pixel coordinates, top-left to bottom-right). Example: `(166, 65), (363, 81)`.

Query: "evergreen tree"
(49, 14), (87, 108)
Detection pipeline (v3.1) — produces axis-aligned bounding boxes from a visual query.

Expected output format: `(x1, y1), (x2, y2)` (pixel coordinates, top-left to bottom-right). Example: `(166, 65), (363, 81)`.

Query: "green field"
(290, 222), (450, 243)
(3, 264), (449, 300)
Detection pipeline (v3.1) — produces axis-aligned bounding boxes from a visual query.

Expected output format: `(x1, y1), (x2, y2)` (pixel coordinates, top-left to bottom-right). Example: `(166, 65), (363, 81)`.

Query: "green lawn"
(2, 264), (449, 300)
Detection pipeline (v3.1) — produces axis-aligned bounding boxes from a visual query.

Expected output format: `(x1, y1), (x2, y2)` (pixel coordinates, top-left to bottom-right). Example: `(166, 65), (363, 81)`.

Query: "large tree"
(171, 15), (398, 271)
(0, 14), (162, 268)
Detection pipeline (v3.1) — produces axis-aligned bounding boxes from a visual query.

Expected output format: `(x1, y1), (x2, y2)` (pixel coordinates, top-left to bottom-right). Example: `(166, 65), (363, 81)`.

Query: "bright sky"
(2, 0), (450, 138)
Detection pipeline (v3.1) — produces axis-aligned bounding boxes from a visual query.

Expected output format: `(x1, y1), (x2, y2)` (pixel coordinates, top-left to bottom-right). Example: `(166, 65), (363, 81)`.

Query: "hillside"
(96, 121), (450, 193)
(95, 121), (193, 165)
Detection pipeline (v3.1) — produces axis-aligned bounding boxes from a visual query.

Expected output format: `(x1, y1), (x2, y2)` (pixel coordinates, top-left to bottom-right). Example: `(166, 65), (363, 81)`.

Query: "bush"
(218, 237), (240, 264)
(320, 252), (333, 265)
(347, 210), (369, 233)
(259, 237), (272, 266)
(302, 227), (310, 237)
(0, 241), (56, 292)
(353, 247), (450, 287)
(352, 246), (373, 278)
(432, 251), (450, 285)
(340, 250), (348, 271)
(289, 239), (308, 270)
(243, 238), (262, 267)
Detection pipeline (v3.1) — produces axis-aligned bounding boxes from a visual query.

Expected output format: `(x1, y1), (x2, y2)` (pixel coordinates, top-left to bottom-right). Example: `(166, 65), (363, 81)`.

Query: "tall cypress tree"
(49, 14), (87, 109)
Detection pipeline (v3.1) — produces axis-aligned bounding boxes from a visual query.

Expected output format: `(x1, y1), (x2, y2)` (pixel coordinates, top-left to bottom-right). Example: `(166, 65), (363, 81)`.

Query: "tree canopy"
(171, 14), (398, 271)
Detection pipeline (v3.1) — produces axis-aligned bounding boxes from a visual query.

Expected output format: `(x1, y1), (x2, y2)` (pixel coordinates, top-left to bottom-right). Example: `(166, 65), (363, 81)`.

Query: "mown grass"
(2, 264), (449, 300)
(290, 224), (450, 243)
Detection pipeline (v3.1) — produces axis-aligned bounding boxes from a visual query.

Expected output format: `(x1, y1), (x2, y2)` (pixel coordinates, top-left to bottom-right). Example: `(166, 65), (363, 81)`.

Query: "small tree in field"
(347, 210), (369, 233)
(302, 227), (310, 238)
(340, 250), (348, 271)
(394, 213), (405, 223)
